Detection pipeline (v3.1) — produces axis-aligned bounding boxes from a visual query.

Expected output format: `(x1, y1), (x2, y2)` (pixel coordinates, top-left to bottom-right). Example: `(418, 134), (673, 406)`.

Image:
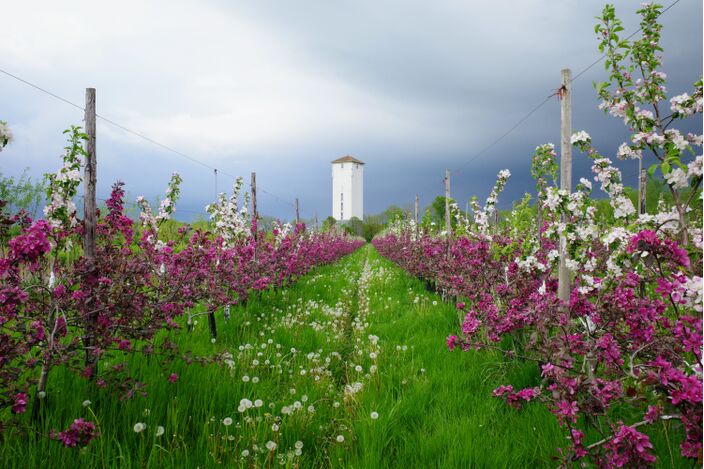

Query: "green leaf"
(647, 163), (658, 178)
(661, 162), (671, 175)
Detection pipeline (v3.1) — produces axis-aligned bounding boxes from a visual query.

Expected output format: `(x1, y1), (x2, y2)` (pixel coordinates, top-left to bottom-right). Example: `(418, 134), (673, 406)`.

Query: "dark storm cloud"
(1, 0), (701, 221)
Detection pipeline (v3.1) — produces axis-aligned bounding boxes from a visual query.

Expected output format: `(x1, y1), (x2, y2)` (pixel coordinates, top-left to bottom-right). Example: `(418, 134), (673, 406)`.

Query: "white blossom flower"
(616, 143), (642, 160)
(570, 130), (591, 145)
(634, 107), (654, 121)
(686, 133), (703, 146)
(684, 276), (703, 312)
(565, 259), (580, 272)
(665, 129), (688, 151)
(670, 93), (695, 115)
(687, 155), (702, 179)
(664, 167), (688, 189)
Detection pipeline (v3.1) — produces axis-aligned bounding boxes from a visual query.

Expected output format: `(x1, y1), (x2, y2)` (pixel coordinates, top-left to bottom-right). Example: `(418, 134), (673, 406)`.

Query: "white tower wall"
(351, 164), (363, 220)
(331, 159), (364, 221)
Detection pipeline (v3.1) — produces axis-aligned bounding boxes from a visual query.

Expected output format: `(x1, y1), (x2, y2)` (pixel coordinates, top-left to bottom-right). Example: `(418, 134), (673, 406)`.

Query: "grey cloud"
(0, 0), (701, 221)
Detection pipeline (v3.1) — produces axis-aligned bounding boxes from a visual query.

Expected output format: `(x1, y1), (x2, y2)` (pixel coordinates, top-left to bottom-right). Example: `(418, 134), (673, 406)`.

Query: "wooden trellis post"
(414, 194), (419, 224)
(415, 194), (420, 237)
(638, 158), (647, 215)
(558, 69), (572, 304)
(83, 88), (97, 264)
(83, 87), (98, 372)
(251, 172), (257, 221)
(444, 169), (451, 236)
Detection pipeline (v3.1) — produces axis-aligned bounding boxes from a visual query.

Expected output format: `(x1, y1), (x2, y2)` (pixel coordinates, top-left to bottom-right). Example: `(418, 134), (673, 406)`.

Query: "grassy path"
(3, 245), (565, 468)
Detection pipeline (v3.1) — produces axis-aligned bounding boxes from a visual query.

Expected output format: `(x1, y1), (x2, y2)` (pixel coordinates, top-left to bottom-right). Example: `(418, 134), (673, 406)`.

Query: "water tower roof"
(331, 155), (365, 165)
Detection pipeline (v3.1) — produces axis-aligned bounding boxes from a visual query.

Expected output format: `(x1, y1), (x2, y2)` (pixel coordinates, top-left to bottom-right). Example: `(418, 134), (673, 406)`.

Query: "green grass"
(0, 245), (687, 468)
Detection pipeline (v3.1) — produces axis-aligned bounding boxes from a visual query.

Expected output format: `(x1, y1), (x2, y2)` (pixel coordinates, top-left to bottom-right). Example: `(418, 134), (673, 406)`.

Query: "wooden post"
(537, 179), (543, 238)
(250, 172), (257, 221)
(414, 194), (419, 225)
(638, 160), (647, 299)
(295, 198), (300, 224)
(214, 169), (218, 200)
(558, 69), (572, 304)
(414, 194), (420, 237)
(444, 169), (451, 236)
(250, 172), (257, 263)
(83, 87), (98, 374)
(314, 213), (318, 231)
(638, 158), (646, 215)
(84, 88), (97, 262)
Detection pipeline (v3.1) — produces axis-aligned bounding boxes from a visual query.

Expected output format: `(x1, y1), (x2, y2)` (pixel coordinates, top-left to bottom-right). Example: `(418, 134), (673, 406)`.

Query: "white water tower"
(331, 155), (364, 221)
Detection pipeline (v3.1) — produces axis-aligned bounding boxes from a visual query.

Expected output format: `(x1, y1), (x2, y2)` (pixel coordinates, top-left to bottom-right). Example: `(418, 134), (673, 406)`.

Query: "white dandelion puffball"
(155, 426), (165, 437)
(336, 435), (345, 443)
(223, 417), (233, 426)
(133, 422), (146, 433)
(371, 411), (379, 420)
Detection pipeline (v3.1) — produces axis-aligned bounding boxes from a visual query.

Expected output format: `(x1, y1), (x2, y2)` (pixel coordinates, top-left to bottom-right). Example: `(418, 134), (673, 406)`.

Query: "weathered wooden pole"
(638, 158), (647, 215)
(537, 179), (543, 238)
(444, 169), (451, 235)
(414, 194), (419, 225)
(84, 88), (97, 262)
(214, 169), (218, 200)
(83, 87), (98, 373)
(250, 172), (257, 264)
(250, 172), (257, 221)
(414, 194), (420, 237)
(295, 198), (300, 224)
(558, 69), (572, 304)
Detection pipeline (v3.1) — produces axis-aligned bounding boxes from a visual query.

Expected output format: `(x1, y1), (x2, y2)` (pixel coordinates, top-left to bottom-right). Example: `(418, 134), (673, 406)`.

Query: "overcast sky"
(1, 0), (701, 222)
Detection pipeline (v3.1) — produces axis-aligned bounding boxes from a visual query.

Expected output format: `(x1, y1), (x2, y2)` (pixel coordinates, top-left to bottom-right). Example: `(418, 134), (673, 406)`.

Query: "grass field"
(2, 245), (687, 468)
